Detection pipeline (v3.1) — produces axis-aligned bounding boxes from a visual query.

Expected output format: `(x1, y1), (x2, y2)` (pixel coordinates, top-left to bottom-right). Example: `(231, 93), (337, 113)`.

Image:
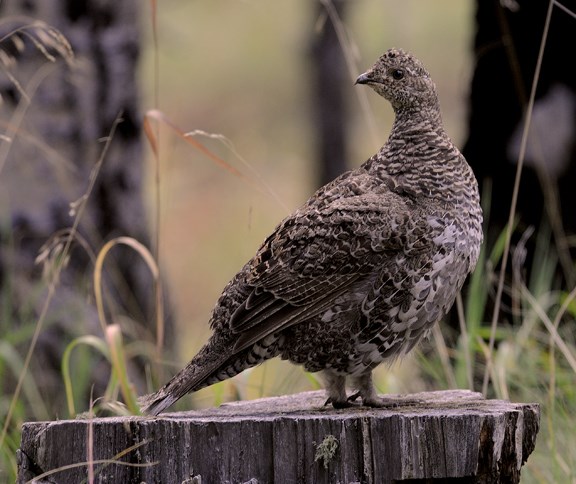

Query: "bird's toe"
(329, 397), (360, 409)
(362, 396), (399, 409)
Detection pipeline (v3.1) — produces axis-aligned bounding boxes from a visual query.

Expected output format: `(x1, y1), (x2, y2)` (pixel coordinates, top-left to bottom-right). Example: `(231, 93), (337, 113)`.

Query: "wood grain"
(17, 390), (539, 483)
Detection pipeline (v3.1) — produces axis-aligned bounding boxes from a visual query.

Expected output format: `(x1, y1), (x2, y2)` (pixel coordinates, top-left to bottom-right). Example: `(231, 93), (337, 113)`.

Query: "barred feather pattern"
(139, 48), (483, 415)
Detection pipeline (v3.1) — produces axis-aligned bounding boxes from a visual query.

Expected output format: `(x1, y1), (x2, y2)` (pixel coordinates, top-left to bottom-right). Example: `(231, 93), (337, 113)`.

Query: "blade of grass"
(144, 109), (246, 179)
(431, 323), (457, 388)
(0, 341), (49, 421)
(61, 336), (110, 418)
(105, 325), (139, 415)
(93, 236), (164, 360)
(144, 110), (290, 214)
(455, 292), (472, 389)
(519, 282), (576, 374)
(482, 0), (555, 396)
(182, 129), (289, 213)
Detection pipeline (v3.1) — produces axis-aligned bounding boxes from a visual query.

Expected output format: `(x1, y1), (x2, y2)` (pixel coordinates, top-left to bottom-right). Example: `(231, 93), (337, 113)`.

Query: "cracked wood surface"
(17, 389), (539, 483)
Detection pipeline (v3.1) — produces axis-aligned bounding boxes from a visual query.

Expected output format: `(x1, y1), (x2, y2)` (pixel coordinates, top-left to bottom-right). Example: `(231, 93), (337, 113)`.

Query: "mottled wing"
(229, 182), (411, 353)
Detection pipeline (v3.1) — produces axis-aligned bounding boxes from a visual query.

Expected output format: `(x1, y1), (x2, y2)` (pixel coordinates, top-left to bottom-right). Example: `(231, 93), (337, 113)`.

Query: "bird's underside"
(138, 48), (483, 416)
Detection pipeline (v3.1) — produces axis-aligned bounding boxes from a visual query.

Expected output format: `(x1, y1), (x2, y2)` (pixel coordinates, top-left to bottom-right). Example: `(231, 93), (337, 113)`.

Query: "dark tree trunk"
(310, 0), (350, 187)
(463, 0), (576, 289)
(0, 1), (171, 414)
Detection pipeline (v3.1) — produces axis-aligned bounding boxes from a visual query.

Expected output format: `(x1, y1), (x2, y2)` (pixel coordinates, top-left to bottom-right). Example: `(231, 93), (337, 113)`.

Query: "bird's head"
(356, 48), (438, 112)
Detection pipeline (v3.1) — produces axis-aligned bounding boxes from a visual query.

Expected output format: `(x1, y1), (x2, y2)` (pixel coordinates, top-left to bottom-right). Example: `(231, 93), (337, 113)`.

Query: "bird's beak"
(355, 71), (373, 85)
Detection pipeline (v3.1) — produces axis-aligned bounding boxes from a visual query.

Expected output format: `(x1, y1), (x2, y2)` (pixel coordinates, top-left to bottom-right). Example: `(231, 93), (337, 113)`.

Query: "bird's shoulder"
(254, 168), (416, 267)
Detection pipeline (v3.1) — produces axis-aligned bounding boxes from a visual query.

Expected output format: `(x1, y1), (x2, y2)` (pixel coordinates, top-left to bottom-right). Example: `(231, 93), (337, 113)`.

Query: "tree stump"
(17, 390), (539, 483)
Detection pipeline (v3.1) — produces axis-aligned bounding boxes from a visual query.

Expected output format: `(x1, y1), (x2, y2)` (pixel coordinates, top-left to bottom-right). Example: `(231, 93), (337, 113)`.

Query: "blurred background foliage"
(2, 0), (575, 481)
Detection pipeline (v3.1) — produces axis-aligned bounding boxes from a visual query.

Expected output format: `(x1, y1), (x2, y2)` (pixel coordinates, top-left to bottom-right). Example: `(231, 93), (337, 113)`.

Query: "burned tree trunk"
(310, 0), (350, 187)
(463, 0), (576, 286)
(0, 1), (170, 414)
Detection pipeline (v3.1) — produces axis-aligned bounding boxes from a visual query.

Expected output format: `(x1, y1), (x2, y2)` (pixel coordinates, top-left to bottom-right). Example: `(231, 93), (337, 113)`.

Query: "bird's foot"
(327, 392), (396, 409)
(325, 396), (359, 409)
(349, 372), (400, 408)
(350, 391), (390, 407)
(347, 391), (361, 403)
(348, 390), (399, 408)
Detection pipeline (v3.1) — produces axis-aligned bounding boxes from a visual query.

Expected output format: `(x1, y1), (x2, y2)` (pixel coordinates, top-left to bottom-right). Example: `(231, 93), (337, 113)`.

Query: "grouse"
(139, 48), (483, 415)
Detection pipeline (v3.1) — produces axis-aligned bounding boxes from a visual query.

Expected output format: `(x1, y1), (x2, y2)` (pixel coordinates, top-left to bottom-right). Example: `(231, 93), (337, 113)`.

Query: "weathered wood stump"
(17, 390), (539, 483)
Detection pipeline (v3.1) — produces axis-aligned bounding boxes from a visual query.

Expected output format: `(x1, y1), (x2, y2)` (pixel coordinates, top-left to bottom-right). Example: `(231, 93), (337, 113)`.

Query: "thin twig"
(553, 0), (576, 19)
(149, 0), (165, 363)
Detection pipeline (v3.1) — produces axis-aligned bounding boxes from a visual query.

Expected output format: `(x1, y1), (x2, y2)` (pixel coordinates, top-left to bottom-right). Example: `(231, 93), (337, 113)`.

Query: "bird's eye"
(390, 69), (404, 80)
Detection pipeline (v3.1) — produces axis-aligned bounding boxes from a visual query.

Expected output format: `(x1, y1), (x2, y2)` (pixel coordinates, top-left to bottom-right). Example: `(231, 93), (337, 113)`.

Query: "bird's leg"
(322, 369), (355, 409)
(351, 371), (391, 408)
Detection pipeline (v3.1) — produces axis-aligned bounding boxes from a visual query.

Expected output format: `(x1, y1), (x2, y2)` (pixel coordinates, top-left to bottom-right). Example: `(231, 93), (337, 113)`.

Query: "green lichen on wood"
(314, 434), (339, 469)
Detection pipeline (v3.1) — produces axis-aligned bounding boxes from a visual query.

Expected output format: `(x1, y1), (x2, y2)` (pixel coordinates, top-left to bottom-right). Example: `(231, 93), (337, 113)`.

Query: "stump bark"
(17, 390), (539, 483)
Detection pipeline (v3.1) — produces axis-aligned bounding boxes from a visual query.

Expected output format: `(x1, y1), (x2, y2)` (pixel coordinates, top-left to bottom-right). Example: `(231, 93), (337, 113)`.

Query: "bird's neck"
(376, 106), (453, 173)
(389, 104), (445, 142)
(364, 103), (472, 202)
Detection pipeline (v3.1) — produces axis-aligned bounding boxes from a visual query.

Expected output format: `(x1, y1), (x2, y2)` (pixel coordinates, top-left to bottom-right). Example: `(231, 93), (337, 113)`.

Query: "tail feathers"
(139, 334), (283, 415)
(139, 359), (221, 415)
(138, 389), (179, 416)
(139, 342), (226, 415)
